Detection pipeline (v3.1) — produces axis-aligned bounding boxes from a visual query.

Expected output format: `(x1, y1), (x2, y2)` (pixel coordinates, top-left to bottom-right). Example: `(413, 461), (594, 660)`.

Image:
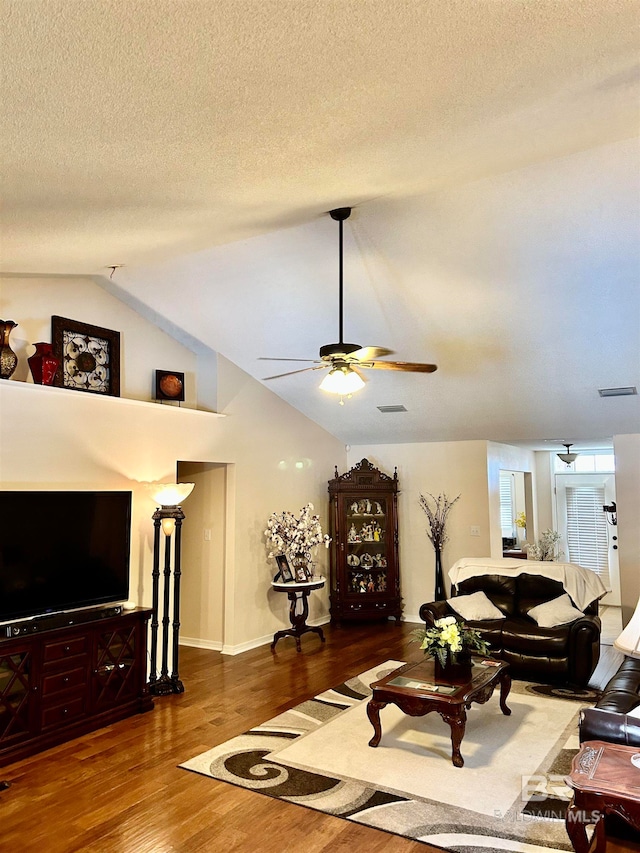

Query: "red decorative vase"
(28, 342), (59, 385)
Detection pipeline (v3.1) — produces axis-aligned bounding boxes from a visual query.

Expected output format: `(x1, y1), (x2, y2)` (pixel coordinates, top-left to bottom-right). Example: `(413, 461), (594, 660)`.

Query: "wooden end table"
(564, 740), (640, 853)
(270, 577), (326, 653)
(367, 657), (511, 767)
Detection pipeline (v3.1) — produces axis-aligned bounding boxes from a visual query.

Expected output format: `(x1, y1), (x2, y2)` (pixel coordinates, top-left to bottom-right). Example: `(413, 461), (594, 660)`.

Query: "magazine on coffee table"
(387, 675), (457, 694)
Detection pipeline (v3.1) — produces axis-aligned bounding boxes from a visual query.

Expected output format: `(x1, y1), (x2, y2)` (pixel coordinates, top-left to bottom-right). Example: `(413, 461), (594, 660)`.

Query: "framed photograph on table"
(51, 316), (120, 396)
(275, 555), (293, 583)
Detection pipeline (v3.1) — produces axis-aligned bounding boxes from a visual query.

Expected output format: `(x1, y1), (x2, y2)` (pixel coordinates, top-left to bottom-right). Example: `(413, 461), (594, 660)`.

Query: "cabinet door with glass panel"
(328, 459), (401, 624)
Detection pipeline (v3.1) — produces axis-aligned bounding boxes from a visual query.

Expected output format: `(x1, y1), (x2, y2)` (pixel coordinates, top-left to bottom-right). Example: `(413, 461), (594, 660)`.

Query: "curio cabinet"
(328, 458), (401, 623)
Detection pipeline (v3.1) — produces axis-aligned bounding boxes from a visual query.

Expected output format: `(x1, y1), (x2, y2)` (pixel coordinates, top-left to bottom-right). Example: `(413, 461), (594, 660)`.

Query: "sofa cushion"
(516, 574), (567, 614)
(449, 590), (505, 621)
(462, 619), (506, 652)
(527, 594), (584, 628)
(456, 575), (517, 616)
(501, 617), (570, 655)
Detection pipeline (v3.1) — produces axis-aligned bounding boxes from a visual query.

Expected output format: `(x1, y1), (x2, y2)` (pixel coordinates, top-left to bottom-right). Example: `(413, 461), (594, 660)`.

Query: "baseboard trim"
(181, 615), (332, 657)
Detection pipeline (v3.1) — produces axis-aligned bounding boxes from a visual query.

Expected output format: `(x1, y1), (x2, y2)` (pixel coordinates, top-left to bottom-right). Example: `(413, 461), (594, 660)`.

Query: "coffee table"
(367, 657), (511, 767)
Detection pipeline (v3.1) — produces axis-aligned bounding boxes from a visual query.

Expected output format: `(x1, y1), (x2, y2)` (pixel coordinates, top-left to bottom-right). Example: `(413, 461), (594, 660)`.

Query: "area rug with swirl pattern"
(181, 661), (594, 852)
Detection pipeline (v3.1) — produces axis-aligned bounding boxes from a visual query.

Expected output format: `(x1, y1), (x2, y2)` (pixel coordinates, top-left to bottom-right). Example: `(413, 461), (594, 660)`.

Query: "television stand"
(0, 608), (153, 767)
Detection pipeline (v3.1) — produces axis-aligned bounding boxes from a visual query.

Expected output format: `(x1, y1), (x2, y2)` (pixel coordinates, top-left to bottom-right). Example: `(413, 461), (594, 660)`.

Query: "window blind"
(565, 485), (610, 588)
(499, 473), (515, 538)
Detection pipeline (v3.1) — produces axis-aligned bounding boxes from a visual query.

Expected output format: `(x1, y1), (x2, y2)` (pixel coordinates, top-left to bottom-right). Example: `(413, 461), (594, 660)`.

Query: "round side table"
(270, 577), (326, 652)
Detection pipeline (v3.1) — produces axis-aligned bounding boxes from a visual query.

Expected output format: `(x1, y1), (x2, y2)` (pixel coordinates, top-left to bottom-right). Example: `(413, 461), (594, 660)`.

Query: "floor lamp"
(147, 482), (195, 696)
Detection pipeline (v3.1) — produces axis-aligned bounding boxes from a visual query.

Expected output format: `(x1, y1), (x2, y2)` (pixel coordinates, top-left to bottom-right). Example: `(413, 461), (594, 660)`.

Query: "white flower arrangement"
(525, 529), (564, 561)
(265, 503), (331, 564)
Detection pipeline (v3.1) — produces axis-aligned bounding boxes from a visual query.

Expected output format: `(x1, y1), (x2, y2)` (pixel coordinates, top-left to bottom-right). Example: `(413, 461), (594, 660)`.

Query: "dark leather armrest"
(579, 707), (640, 747)
(418, 600), (453, 626)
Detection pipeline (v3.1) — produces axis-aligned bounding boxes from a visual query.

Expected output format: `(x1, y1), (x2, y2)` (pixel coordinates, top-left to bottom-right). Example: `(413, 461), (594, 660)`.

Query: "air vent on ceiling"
(598, 386), (637, 397)
(377, 405), (407, 413)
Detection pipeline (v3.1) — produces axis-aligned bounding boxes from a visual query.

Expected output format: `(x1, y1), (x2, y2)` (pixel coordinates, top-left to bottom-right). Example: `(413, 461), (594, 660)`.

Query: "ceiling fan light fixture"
(319, 365), (365, 395)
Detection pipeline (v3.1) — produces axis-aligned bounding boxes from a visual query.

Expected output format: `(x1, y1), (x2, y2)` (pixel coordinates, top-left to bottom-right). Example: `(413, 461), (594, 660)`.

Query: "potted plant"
(419, 492), (460, 600)
(265, 503), (331, 580)
(412, 616), (490, 677)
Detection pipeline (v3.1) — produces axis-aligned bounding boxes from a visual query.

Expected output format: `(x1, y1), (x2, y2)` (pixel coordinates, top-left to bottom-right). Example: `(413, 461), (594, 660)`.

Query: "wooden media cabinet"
(0, 608), (153, 766)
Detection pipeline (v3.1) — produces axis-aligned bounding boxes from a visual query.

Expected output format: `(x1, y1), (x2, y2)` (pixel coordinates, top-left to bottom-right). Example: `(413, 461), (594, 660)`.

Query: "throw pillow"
(527, 594), (584, 628)
(449, 590), (505, 621)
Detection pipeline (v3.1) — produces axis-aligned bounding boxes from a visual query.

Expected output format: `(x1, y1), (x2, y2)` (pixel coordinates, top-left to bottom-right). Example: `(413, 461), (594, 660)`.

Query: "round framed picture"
(155, 370), (185, 402)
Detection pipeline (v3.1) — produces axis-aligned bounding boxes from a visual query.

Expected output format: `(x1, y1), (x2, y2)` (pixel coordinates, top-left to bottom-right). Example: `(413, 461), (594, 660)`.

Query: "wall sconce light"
(557, 443), (578, 466)
(603, 501), (617, 526)
(147, 482), (195, 696)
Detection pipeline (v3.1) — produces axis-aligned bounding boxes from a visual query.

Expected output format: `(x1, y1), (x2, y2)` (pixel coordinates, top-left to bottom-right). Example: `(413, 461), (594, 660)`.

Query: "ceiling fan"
(260, 207), (437, 400)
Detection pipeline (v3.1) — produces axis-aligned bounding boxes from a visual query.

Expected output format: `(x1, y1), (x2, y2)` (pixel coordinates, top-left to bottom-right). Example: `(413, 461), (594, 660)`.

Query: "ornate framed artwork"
(51, 316), (120, 396)
(155, 369), (185, 403)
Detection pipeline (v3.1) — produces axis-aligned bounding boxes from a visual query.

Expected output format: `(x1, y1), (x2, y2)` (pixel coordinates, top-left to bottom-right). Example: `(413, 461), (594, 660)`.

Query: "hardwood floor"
(0, 619), (622, 852)
(1, 621), (432, 853)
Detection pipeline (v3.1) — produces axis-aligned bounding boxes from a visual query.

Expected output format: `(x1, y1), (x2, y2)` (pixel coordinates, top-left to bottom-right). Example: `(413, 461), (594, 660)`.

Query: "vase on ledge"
(0, 320), (18, 379)
(28, 342), (59, 385)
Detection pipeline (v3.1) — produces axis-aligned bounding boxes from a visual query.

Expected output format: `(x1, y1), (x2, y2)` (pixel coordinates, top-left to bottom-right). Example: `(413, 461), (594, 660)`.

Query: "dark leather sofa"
(419, 572), (601, 687)
(579, 656), (640, 747)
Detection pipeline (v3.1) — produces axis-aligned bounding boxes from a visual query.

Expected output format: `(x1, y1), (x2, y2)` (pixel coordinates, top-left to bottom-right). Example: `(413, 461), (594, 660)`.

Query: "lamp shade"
(614, 598), (640, 659)
(557, 443), (578, 465)
(319, 366), (365, 395)
(147, 482), (195, 506)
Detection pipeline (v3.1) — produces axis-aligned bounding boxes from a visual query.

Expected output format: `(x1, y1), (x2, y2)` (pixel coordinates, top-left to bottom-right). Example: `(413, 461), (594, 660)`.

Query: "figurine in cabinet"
(328, 458), (401, 624)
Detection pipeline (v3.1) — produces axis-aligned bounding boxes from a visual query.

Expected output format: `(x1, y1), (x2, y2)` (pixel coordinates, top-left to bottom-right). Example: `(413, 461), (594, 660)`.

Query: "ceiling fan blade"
(363, 360), (438, 373)
(258, 357), (320, 363)
(351, 366), (368, 383)
(262, 365), (329, 380)
(349, 346), (395, 361)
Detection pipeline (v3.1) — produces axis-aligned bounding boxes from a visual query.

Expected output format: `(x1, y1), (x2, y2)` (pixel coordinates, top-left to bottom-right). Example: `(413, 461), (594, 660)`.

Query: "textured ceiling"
(1, 1), (639, 446)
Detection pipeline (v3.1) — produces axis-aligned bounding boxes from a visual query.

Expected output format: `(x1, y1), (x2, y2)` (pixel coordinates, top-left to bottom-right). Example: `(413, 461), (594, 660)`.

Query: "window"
(499, 472), (515, 538)
(565, 485), (610, 588)
(554, 453), (615, 473)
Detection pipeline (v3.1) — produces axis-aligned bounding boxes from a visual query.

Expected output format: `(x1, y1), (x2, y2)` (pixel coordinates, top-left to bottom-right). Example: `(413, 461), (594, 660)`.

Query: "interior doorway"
(177, 461), (230, 650)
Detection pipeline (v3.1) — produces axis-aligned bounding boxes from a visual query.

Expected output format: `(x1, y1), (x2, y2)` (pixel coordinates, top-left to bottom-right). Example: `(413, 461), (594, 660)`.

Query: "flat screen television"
(0, 490), (131, 623)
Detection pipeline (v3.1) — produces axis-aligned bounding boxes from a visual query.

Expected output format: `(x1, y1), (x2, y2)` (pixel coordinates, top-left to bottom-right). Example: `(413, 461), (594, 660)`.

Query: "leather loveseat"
(579, 656), (640, 747)
(419, 572), (601, 687)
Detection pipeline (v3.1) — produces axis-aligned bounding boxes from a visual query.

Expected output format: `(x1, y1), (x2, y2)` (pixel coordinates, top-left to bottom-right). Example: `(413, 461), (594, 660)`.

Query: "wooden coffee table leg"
(565, 795), (591, 853)
(499, 671), (512, 715)
(443, 708), (467, 767)
(367, 698), (387, 747)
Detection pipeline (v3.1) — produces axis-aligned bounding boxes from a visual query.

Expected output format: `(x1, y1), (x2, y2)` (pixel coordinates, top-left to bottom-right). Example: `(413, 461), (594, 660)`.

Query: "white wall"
(348, 441), (491, 621)
(0, 274), (202, 406)
(0, 276), (344, 653)
(613, 433), (640, 625)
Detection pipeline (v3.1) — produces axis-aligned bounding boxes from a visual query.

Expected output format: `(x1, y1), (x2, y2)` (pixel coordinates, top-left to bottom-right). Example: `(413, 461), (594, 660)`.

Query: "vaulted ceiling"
(2, 1), (638, 446)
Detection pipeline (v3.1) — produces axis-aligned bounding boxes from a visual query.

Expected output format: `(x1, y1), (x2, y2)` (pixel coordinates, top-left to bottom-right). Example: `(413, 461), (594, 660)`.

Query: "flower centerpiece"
(265, 503), (331, 580)
(419, 492), (461, 601)
(411, 616), (490, 672)
(525, 529), (563, 561)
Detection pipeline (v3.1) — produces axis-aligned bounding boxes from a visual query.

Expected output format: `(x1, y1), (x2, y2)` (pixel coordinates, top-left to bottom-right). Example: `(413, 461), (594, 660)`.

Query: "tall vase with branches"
(419, 492), (461, 601)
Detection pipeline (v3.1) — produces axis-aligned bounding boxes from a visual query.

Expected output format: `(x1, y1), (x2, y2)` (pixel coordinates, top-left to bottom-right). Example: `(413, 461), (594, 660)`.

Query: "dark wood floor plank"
(0, 618), (613, 852)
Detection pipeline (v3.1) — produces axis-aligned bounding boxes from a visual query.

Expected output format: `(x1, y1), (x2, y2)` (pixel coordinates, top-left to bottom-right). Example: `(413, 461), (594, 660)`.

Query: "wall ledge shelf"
(0, 379), (224, 418)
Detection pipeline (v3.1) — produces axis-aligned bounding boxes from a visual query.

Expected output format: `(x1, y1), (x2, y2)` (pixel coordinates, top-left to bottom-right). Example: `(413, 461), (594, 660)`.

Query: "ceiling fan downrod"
(321, 207), (360, 360)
